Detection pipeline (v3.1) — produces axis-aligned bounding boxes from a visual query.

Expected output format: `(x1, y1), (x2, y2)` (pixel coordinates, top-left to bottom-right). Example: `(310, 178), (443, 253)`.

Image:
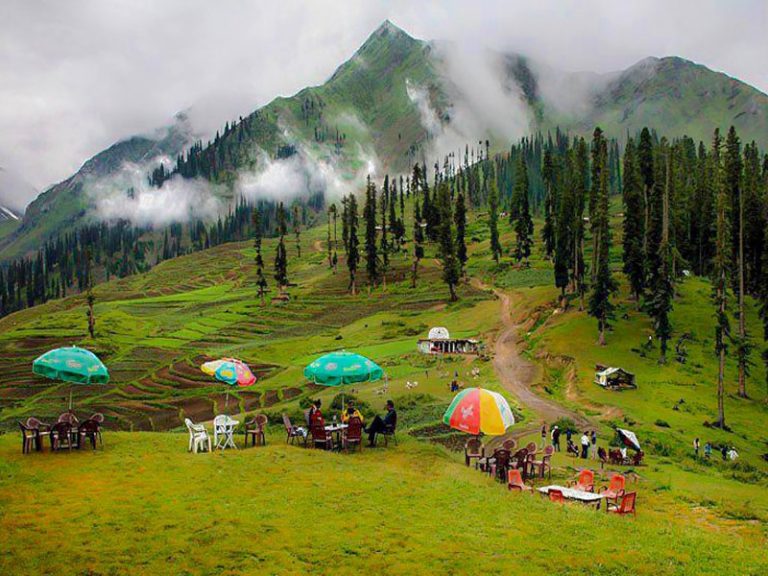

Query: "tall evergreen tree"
(711, 129), (729, 428)
(364, 176), (379, 289)
(725, 126), (750, 397)
(514, 157), (533, 266)
(85, 248), (95, 339)
(274, 202), (289, 289)
(587, 132), (616, 345)
(638, 128), (657, 291)
(622, 138), (646, 301)
(346, 194), (360, 295)
(488, 178), (502, 263)
(253, 209), (268, 305)
(649, 150), (674, 363)
(541, 148), (556, 259)
(293, 204), (301, 258)
(436, 182), (460, 301)
(412, 199), (425, 288)
(455, 191), (468, 276)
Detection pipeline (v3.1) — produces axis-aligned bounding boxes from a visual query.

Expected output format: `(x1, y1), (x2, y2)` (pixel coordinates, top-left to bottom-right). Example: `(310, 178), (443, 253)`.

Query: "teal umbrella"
(304, 351), (383, 386)
(33, 346), (109, 409)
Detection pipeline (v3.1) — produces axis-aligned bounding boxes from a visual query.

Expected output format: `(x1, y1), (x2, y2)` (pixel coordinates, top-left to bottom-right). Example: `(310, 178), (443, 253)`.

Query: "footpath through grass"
(1, 432), (766, 576)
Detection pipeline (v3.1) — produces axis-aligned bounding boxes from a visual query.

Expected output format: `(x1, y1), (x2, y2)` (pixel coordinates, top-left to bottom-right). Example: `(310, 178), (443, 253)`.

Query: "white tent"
(428, 327), (450, 340)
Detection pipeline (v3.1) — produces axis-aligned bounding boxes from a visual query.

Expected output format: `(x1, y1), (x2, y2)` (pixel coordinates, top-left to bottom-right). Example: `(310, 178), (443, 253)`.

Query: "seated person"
(341, 400), (364, 424)
(364, 400), (396, 446)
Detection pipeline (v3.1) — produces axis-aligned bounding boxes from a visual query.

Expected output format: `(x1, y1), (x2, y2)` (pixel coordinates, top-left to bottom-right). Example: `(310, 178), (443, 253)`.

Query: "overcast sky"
(1, 0), (766, 200)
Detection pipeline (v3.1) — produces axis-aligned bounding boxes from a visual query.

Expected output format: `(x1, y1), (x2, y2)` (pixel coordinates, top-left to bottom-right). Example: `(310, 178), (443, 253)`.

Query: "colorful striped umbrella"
(443, 387), (515, 436)
(201, 358), (256, 387)
(304, 351), (383, 386)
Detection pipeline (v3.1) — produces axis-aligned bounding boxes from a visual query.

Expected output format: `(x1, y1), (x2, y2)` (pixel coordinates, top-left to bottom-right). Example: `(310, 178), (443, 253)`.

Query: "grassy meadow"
(1, 201), (767, 574)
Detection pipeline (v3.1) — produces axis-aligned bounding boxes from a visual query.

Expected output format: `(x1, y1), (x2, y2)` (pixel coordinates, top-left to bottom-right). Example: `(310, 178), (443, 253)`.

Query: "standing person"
(693, 437), (700, 459)
(720, 445), (728, 461)
(580, 431), (590, 459)
(704, 442), (712, 459)
(551, 425), (561, 452)
(364, 400), (397, 447)
(540, 424), (547, 449)
(306, 399), (322, 426)
(590, 430), (597, 459)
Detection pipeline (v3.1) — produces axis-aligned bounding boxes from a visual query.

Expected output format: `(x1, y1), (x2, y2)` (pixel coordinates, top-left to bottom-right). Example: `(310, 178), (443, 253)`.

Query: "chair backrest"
(58, 412), (78, 425)
(610, 474), (626, 493)
(310, 421), (327, 441)
(26, 417), (46, 430)
(385, 412), (397, 432)
(465, 437), (483, 456)
(282, 414), (293, 432)
(512, 448), (528, 467)
(619, 492), (636, 513)
(507, 469), (524, 487)
(577, 469), (594, 488)
(543, 445), (555, 456)
(346, 416), (363, 441)
(51, 421), (71, 442)
(255, 414), (268, 429)
(549, 489), (565, 503)
(19, 421), (32, 434)
(184, 418), (194, 432)
(79, 420), (99, 434)
(493, 448), (511, 467)
(502, 439), (517, 451)
(525, 442), (537, 452)
(632, 451), (644, 465)
(90, 413), (105, 424)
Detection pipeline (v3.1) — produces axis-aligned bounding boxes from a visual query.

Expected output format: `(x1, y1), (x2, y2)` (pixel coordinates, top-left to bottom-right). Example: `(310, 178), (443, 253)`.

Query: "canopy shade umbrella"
(443, 387), (515, 436)
(617, 428), (641, 451)
(201, 358), (256, 412)
(201, 358), (256, 387)
(32, 346), (110, 410)
(304, 351), (384, 387)
(33, 346), (110, 385)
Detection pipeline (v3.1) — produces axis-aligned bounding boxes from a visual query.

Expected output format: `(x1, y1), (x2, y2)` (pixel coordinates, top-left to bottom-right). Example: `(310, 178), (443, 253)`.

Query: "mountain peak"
(356, 19), (418, 55)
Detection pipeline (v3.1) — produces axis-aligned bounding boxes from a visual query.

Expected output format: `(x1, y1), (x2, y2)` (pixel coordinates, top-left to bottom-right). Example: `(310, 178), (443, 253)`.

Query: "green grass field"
(1, 201), (767, 574)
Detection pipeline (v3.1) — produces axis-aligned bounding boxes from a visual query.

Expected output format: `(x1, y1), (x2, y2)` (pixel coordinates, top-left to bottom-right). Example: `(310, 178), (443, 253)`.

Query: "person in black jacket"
(365, 400), (396, 446)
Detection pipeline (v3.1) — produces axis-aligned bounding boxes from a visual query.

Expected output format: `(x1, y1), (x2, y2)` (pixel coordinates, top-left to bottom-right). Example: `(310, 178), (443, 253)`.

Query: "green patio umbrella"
(304, 351), (384, 386)
(32, 346), (110, 409)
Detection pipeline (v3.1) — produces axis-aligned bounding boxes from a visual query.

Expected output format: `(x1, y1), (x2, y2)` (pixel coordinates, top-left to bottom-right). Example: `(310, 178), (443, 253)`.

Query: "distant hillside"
(3, 20), (767, 260)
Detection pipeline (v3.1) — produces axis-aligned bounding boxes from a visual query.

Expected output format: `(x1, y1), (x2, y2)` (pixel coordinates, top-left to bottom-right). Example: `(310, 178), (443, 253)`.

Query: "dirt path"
(473, 280), (590, 442)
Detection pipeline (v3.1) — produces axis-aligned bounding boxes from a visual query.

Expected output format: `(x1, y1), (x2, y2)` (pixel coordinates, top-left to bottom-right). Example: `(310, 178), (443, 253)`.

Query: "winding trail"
(475, 280), (590, 440)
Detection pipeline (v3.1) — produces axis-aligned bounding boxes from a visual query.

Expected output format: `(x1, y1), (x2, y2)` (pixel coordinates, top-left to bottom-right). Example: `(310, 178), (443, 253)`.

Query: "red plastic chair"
(282, 414), (306, 446)
(50, 422), (74, 452)
(599, 474), (626, 506)
(464, 437), (484, 467)
(310, 417), (334, 450)
(548, 489), (565, 503)
(342, 416), (363, 452)
(507, 469), (533, 492)
(569, 469), (595, 492)
(608, 492), (637, 516)
(244, 414), (267, 447)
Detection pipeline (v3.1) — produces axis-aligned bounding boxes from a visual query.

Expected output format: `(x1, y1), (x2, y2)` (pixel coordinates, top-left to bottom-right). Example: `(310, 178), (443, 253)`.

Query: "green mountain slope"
(4, 21), (767, 260)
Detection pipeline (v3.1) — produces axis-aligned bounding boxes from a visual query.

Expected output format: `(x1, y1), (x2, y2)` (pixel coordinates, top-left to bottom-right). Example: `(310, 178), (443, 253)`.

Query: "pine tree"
(412, 199), (424, 288)
(488, 178), (502, 263)
(346, 194), (360, 295)
(725, 126), (750, 397)
(541, 148), (556, 259)
(587, 132), (616, 345)
(253, 209), (268, 305)
(274, 203), (289, 289)
(380, 178), (389, 288)
(649, 150), (674, 363)
(85, 249), (95, 339)
(455, 191), (468, 275)
(554, 153), (573, 306)
(622, 138), (646, 301)
(436, 182), (460, 301)
(293, 204), (301, 258)
(573, 139), (589, 309)
(327, 204), (334, 269)
(638, 128), (656, 292)
(711, 129), (729, 429)
(514, 157), (533, 266)
(364, 176), (378, 289)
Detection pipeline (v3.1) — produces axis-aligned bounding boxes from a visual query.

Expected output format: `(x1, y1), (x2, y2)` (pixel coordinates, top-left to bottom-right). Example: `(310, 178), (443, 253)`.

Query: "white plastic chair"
(185, 418), (211, 454)
(214, 415), (238, 450)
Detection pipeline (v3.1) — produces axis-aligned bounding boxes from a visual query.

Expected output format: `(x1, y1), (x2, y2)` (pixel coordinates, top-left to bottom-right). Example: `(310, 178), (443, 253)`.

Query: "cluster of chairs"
(18, 412), (104, 453)
(465, 439), (554, 483)
(282, 411), (397, 451)
(465, 437), (637, 516)
(184, 414), (267, 454)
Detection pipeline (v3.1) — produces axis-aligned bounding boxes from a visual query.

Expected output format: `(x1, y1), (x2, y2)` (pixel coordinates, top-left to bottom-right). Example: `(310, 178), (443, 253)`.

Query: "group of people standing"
(544, 424), (599, 459)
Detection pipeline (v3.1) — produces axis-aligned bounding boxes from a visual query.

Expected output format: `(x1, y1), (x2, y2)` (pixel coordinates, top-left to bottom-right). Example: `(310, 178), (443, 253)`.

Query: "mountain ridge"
(2, 20), (767, 260)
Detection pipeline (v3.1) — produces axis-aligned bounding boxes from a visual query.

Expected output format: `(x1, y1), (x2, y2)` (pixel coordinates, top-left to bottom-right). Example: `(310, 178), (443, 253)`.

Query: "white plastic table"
(538, 485), (605, 507)
(214, 416), (239, 450)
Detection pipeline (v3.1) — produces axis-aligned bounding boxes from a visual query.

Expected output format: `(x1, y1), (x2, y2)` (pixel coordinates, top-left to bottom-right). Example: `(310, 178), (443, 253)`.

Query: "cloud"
(0, 0), (764, 208)
(88, 160), (223, 227)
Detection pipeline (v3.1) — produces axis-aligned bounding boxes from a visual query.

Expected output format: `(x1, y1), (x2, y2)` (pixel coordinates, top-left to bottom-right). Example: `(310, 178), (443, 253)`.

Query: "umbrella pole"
(69, 388), (73, 411)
